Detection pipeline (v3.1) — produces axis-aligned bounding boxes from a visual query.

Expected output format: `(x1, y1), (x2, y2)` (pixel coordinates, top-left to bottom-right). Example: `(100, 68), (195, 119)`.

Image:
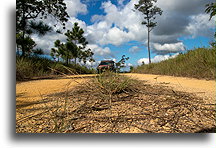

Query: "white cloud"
(151, 0), (214, 42)
(65, 0), (87, 17)
(86, 0), (214, 47)
(118, 0), (126, 7)
(152, 42), (185, 54)
(102, 27), (133, 46)
(112, 58), (117, 62)
(86, 0), (147, 45)
(32, 33), (66, 54)
(152, 55), (173, 63)
(137, 58), (149, 65)
(186, 14), (215, 38)
(91, 15), (104, 23)
(86, 44), (113, 58)
(31, 17), (88, 54)
(137, 53), (179, 65)
(157, 0), (211, 16)
(31, 0), (215, 59)
(80, 60), (97, 67)
(65, 17), (88, 33)
(129, 46), (141, 53)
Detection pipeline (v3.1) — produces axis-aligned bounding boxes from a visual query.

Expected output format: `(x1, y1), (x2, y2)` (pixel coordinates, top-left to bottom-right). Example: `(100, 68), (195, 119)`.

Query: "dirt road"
(16, 73), (215, 104)
(124, 73), (215, 104)
(16, 73), (215, 133)
(16, 74), (95, 104)
(16, 74), (95, 123)
(16, 73), (216, 108)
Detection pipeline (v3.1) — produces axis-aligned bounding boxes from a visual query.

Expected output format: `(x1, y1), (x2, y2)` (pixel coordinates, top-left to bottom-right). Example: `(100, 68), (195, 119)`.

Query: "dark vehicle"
(97, 60), (116, 73)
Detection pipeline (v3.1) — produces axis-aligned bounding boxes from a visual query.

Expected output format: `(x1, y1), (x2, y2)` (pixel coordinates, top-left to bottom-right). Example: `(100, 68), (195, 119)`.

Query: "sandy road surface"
(124, 73), (215, 104)
(16, 73), (215, 105)
(16, 75), (95, 105)
(16, 74), (96, 122)
(16, 73), (215, 133)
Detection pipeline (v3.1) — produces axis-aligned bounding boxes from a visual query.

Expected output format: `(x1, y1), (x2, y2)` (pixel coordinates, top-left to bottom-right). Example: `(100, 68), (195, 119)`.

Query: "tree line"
(50, 22), (94, 65)
(16, 0), (94, 65)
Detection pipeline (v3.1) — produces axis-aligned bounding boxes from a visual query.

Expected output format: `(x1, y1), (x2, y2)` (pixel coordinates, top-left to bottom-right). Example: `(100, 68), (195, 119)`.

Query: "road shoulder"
(124, 73), (215, 104)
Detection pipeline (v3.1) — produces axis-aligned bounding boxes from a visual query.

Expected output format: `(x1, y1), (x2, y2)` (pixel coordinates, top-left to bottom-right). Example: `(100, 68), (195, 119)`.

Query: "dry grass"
(16, 56), (96, 81)
(133, 48), (216, 80)
(16, 72), (215, 133)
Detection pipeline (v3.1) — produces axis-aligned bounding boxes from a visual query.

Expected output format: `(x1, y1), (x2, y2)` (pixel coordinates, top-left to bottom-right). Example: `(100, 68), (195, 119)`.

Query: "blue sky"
(32, 0), (215, 68)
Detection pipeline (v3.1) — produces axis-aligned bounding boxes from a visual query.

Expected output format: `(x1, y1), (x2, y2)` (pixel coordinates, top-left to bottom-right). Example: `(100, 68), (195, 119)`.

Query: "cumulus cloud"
(127, 63), (133, 67)
(85, 0), (214, 48)
(129, 46), (141, 53)
(102, 27), (133, 46)
(65, 0), (88, 17)
(152, 42), (185, 55)
(86, 44), (114, 58)
(157, 0), (212, 16)
(86, 0), (147, 45)
(31, 0), (215, 59)
(137, 53), (179, 65)
(91, 15), (104, 23)
(65, 17), (88, 32)
(186, 14), (215, 38)
(153, 0), (214, 40)
(80, 60), (97, 67)
(137, 58), (149, 65)
(32, 33), (66, 55)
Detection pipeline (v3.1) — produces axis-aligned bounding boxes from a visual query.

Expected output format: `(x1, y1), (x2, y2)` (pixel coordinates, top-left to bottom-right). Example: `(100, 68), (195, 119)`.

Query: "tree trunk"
(66, 56), (69, 65)
(21, 44), (25, 57)
(21, 3), (26, 57)
(21, 30), (26, 57)
(147, 24), (151, 64)
(16, 45), (20, 56)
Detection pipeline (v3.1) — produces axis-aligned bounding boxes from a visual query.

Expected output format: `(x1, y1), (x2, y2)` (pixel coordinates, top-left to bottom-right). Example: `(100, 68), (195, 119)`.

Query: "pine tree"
(134, 0), (162, 64)
(16, 0), (69, 56)
(65, 22), (93, 64)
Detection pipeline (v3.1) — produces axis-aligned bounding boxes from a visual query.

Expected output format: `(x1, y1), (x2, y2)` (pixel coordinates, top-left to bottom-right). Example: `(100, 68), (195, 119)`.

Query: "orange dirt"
(16, 73), (215, 106)
(124, 73), (215, 104)
(16, 74), (95, 102)
(16, 78), (85, 102)
(16, 73), (215, 133)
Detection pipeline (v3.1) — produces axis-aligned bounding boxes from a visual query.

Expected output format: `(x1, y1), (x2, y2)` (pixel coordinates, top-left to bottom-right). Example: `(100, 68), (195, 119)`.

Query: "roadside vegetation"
(16, 0), (95, 81)
(16, 56), (96, 81)
(132, 47), (216, 80)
